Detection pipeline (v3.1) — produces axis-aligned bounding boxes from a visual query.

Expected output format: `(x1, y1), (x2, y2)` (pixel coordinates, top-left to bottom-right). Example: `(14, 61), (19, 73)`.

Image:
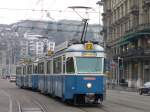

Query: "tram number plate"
(82, 52), (96, 57)
(83, 77), (96, 80)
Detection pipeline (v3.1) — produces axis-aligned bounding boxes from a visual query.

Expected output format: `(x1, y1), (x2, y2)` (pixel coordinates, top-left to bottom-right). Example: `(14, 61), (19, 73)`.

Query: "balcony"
(125, 23), (150, 34)
(125, 47), (144, 57)
(119, 47), (150, 59)
(144, 0), (150, 5)
(130, 5), (139, 15)
(113, 47), (150, 61)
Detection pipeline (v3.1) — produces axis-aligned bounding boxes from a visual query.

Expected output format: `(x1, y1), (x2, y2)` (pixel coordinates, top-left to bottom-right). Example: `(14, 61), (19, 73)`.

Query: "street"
(0, 78), (150, 112)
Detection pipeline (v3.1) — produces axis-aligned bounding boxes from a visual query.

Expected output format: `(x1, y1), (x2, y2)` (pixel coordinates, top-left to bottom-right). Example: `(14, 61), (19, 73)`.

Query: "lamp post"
(117, 57), (124, 85)
(96, 1), (104, 45)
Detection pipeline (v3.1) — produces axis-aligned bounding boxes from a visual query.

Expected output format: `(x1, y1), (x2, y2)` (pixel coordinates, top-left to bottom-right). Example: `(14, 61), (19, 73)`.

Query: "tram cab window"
(76, 57), (103, 73)
(66, 57), (75, 73)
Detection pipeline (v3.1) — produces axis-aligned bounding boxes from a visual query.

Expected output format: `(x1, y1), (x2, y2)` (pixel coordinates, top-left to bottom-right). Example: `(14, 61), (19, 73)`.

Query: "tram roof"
(66, 44), (104, 52)
(54, 41), (104, 53)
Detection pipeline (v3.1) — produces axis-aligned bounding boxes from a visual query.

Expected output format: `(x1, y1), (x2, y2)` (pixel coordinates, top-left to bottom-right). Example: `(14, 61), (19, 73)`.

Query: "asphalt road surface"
(0, 78), (150, 112)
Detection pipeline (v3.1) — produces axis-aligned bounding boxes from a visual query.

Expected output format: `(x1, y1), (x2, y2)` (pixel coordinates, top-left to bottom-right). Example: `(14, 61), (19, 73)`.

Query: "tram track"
(29, 96), (49, 112)
(16, 89), (150, 112)
(16, 100), (22, 112)
(71, 103), (111, 112)
(108, 100), (150, 112)
(16, 95), (48, 112)
(2, 87), (140, 112)
(17, 93), (49, 112)
(3, 82), (148, 112)
(20, 89), (49, 112)
(3, 88), (48, 112)
(22, 89), (110, 112)
(77, 107), (106, 112)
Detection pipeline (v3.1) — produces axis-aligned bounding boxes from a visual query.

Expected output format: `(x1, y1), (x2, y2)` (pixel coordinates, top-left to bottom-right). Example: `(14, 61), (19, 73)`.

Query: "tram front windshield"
(76, 57), (103, 73)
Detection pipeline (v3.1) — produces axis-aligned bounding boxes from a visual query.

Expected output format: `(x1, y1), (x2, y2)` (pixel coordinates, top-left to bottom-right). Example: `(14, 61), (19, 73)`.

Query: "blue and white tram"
(16, 41), (106, 104)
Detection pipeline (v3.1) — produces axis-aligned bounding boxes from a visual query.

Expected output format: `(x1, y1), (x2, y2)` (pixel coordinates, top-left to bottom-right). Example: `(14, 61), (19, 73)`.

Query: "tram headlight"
(87, 83), (92, 88)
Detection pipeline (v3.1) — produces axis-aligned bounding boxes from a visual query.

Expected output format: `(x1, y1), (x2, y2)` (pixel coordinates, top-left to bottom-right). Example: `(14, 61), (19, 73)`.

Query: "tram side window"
(16, 67), (21, 75)
(27, 65), (32, 74)
(53, 57), (62, 74)
(23, 67), (26, 75)
(66, 57), (75, 73)
(33, 65), (38, 74)
(63, 55), (65, 73)
(16, 68), (18, 75)
(47, 61), (51, 74)
(104, 58), (107, 73)
(38, 62), (44, 74)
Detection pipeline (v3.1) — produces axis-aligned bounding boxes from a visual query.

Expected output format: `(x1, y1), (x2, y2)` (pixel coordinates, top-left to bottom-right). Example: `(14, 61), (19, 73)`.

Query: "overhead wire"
(24, 0), (39, 20)
(15, 25), (100, 34)
(0, 7), (98, 13)
(0, 6), (99, 24)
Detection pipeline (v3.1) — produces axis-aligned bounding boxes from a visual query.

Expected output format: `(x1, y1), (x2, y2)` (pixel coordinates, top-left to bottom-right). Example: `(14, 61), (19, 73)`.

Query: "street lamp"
(96, 1), (103, 25)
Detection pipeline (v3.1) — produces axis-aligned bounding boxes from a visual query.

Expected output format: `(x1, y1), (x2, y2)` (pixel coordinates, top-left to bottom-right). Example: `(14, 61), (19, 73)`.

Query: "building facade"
(20, 38), (28, 57)
(35, 39), (55, 56)
(23, 33), (55, 57)
(103, 0), (150, 87)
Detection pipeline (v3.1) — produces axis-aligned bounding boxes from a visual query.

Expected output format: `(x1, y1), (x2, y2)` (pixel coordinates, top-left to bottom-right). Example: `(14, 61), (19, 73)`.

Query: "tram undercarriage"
(73, 94), (103, 105)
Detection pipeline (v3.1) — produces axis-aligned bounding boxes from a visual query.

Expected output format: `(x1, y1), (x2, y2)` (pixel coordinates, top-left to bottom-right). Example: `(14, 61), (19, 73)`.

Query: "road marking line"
(1, 90), (13, 112)
(17, 100), (22, 112)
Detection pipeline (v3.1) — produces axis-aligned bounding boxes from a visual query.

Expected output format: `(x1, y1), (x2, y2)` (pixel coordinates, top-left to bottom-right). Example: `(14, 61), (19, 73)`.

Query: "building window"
(146, 39), (150, 48)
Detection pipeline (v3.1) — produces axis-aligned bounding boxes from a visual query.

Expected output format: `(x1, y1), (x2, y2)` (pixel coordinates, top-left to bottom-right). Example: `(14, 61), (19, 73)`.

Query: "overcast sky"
(0, 0), (103, 24)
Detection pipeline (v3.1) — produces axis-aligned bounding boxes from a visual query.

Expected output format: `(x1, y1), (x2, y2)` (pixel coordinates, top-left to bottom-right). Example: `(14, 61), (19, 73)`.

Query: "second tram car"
(16, 41), (106, 105)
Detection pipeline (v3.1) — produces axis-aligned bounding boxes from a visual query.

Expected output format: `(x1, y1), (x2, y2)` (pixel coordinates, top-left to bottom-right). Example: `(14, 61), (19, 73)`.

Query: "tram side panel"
(38, 75), (43, 92)
(23, 75), (28, 88)
(44, 75), (48, 93)
(53, 75), (63, 97)
(16, 67), (24, 88)
(31, 74), (38, 90)
(28, 75), (32, 88)
(47, 75), (53, 94)
(16, 76), (23, 87)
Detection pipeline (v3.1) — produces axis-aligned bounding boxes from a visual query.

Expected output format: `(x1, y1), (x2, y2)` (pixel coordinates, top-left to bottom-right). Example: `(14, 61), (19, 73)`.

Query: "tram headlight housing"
(87, 83), (92, 88)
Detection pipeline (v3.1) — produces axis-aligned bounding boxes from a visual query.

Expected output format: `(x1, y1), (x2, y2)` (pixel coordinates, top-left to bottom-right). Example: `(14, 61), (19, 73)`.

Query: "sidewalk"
(107, 85), (138, 92)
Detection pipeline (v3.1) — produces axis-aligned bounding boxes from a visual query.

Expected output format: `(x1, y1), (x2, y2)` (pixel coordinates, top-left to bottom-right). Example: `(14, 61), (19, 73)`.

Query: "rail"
(18, 98), (48, 112)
